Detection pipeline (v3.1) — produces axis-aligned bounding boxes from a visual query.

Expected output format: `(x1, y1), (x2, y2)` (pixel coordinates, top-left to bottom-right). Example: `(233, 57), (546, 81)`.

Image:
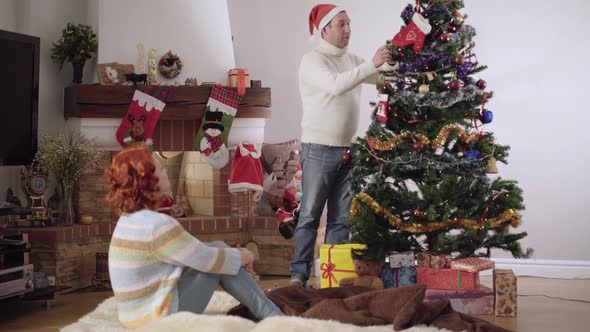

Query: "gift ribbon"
(457, 270), (462, 290)
(320, 244), (355, 287)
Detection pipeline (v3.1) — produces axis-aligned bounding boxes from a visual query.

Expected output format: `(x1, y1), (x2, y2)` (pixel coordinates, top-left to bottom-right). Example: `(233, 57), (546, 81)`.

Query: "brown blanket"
(228, 284), (512, 332)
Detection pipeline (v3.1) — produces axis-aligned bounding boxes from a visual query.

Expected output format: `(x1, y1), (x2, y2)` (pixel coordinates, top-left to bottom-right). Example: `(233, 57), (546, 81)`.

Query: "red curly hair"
(105, 144), (160, 214)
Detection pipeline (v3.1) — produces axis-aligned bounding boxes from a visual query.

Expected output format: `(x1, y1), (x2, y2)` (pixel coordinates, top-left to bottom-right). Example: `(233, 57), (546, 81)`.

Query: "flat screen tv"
(0, 29), (39, 166)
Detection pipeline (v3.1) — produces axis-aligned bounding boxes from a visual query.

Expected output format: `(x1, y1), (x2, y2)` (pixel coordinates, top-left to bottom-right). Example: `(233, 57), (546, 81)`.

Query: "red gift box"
(416, 267), (479, 290)
(416, 252), (451, 269)
(451, 257), (495, 273)
(494, 269), (517, 317)
(425, 285), (494, 315)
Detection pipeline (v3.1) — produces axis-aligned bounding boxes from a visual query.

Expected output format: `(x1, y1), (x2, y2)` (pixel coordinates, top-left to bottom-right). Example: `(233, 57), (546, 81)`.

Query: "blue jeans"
(290, 143), (353, 282)
(177, 241), (281, 319)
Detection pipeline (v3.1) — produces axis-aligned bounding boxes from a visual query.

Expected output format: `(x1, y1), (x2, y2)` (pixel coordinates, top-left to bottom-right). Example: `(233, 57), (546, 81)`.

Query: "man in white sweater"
(290, 4), (392, 286)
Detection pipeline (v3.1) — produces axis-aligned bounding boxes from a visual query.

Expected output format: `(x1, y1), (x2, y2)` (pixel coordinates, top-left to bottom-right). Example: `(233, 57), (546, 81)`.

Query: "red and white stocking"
(392, 13), (432, 53)
(375, 94), (389, 123)
(195, 85), (241, 168)
(115, 85), (168, 147)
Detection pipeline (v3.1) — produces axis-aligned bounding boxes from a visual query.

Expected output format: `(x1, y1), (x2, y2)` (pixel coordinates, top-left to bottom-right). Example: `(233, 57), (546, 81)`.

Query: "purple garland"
(455, 61), (474, 77)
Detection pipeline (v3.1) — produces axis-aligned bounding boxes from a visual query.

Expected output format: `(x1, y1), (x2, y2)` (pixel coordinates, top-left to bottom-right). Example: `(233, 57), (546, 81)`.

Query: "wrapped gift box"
(425, 285), (494, 315)
(451, 257), (495, 273)
(381, 265), (416, 288)
(228, 68), (251, 88)
(319, 243), (366, 288)
(494, 269), (517, 317)
(416, 252), (451, 269)
(388, 251), (415, 268)
(416, 267), (479, 290)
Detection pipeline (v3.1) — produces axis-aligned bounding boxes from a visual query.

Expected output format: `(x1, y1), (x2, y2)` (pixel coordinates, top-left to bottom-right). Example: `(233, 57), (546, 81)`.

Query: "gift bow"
(320, 244), (355, 287)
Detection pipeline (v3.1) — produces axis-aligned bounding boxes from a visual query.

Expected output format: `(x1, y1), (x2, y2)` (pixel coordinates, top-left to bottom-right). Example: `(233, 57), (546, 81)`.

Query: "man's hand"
(372, 45), (393, 68)
(238, 248), (255, 271)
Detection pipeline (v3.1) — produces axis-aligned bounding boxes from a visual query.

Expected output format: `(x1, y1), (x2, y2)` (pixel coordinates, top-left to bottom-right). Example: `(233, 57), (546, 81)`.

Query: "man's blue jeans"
(290, 143), (353, 282)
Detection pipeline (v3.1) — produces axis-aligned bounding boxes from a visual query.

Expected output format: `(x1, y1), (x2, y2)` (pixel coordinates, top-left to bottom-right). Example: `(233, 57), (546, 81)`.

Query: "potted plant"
(50, 23), (98, 84)
(34, 130), (102, 225)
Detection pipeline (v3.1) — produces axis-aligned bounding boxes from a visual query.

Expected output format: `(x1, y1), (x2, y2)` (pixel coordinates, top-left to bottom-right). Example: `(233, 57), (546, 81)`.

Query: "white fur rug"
(61, 291), (453, 332)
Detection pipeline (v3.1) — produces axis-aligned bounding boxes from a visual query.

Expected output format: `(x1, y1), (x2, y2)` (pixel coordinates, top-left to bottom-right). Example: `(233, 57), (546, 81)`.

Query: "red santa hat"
(308, 4), (345, 38)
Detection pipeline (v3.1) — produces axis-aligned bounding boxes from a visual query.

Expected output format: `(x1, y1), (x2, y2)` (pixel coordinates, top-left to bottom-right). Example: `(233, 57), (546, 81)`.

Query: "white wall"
(228, 0), (590, 262)
(0, 0), (16, 31)
(98, 0), (235, 84)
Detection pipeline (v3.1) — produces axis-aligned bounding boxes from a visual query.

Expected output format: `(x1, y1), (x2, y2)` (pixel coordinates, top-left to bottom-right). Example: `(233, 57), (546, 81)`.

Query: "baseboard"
(479, 258), (590, 279)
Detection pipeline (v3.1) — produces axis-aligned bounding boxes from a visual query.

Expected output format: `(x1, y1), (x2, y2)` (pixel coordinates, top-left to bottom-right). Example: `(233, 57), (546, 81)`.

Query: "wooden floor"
(0, 276), (589, 332)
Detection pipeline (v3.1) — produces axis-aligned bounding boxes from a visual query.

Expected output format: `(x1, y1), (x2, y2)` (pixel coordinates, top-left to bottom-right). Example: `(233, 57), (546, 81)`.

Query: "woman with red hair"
(105, 144), (281, 329)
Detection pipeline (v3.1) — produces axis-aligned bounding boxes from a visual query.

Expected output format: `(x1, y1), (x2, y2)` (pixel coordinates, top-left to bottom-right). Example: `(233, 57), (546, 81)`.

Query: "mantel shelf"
(64, 85), (272, 120)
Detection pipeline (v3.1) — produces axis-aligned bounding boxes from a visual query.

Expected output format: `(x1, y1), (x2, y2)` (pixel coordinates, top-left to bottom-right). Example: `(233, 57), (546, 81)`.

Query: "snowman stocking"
(115, 85), (169, 147)
(195, 85), (241, 168)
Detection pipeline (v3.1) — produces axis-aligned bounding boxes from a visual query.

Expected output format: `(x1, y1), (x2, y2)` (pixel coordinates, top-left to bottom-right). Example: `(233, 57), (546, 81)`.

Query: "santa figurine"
(199, 111), (229, 169)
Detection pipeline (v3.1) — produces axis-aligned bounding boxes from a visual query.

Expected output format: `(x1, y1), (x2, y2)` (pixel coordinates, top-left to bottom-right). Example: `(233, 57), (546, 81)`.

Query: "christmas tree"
(349, 0), (532, 260)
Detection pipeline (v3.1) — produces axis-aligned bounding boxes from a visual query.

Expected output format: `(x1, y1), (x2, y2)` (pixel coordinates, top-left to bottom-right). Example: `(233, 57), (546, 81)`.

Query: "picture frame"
(97, 62), (135, 85)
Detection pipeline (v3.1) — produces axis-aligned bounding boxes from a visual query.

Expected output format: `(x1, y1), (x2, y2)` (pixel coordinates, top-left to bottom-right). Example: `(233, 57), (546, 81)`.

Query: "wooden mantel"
(64, 85), (271, 120)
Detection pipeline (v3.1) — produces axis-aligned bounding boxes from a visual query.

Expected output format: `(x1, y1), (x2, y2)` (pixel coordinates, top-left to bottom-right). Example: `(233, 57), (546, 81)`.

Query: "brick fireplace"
(3, 85), (296, 291)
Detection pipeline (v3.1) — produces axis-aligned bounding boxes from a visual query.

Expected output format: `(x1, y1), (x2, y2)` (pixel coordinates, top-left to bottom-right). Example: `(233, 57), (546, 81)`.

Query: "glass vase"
(57, 184), (75, 226)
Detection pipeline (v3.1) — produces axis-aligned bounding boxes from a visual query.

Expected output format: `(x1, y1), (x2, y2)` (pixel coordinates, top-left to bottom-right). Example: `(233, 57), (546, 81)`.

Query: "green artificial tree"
(349, 0), (532, 261)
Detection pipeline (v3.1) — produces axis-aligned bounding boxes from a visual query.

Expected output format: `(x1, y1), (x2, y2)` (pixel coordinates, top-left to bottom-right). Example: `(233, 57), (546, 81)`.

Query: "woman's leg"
(220, 267), (282, 319)
(176, 267), (221, 313)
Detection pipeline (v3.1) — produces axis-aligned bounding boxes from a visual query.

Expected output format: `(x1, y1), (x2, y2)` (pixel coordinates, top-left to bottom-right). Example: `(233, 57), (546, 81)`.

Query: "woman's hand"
(238, 248), (255, 271)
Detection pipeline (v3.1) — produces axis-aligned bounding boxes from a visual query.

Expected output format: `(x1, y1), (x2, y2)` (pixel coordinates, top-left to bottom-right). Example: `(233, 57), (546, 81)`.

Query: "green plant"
(34, 130), (102, 193)
(50, 23), (98, 69)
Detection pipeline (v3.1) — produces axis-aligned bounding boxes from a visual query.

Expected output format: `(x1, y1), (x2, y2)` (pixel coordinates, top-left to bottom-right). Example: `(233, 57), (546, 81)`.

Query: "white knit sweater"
(299, 39), (378, 147)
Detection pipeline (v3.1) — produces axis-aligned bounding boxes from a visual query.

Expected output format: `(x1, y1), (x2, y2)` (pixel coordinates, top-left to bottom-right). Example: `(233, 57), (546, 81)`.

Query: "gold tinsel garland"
(367, 124), (482, 151)
(350, 192), (522, 233)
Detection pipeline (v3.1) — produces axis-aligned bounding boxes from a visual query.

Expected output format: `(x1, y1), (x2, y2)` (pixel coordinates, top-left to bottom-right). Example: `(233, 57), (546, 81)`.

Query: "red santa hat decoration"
(308, 4), (345, 39)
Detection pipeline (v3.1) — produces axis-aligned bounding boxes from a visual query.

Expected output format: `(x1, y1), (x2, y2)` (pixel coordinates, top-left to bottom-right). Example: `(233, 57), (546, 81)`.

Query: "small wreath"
(158, 51), (183, 79)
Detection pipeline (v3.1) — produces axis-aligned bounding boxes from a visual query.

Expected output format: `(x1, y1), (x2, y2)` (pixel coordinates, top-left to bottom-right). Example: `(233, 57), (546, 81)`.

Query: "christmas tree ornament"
(439, 33), (450, 43)
(447, 79), (463, 91)
(342, 149), (352, 163)
(412, 142), (423, 151)
(481, 109), (494, 124)
(391, 13), (432, 53)
(465, 150), (480, 159)
(418, 84), (430, 95)
(476, 79), (487, 90)
(451, 12), (465, 27)
(375, 93), (389, 123)
(453, 54), (465, 65)
(115, 85), (169, 147)
(195, 85), (242, 169)
(413, 209), (424, 218)
(486, 157), (499, 174)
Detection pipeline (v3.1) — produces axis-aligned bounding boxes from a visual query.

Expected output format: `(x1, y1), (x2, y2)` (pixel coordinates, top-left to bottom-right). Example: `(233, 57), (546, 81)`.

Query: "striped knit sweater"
(109, 209), (241, 329)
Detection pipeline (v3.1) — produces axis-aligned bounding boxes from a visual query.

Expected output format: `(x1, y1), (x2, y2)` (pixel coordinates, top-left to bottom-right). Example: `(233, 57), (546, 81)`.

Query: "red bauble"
(439, 33), (450, 43)
(413, 209), (424, 218)
(412, 142), (423, 151)
(341, 150), (351, 163)
(476, 79), (487, 90)
(447, 79), (463, 91)
(453, 54), (465, 65)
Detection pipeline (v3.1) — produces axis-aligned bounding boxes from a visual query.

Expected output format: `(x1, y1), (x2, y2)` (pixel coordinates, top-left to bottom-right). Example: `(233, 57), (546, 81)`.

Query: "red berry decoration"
(447, 79), (463, 91)
(439, 33), (450, 43)
(453, 54), (465, 65)
(476, 79), (487, 90)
